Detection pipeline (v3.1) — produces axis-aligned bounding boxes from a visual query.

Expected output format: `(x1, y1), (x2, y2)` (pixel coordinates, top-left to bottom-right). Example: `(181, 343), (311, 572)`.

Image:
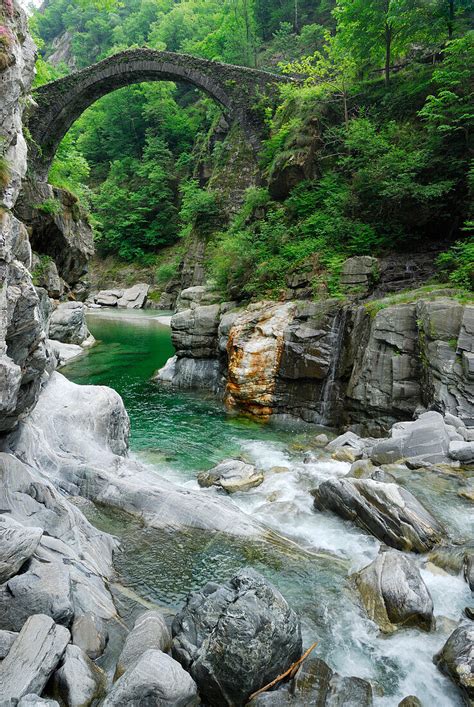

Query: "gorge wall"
(156, 285), (474, 434)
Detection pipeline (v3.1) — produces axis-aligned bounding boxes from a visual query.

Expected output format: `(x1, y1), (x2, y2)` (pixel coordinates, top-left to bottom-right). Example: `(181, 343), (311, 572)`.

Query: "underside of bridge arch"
(27, 49), (290, 181)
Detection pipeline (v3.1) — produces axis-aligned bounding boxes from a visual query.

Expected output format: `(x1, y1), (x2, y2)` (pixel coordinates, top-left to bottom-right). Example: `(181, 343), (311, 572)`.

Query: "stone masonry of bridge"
(27, 48), (292, 179)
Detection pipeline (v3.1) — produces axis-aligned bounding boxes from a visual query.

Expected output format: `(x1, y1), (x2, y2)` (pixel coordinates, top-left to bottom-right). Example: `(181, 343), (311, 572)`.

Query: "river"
(62, 309), (472, 706)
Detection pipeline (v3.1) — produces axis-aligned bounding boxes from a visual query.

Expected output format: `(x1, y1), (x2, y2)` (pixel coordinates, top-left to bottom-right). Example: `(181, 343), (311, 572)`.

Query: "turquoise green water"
(64, 309), (312, 474)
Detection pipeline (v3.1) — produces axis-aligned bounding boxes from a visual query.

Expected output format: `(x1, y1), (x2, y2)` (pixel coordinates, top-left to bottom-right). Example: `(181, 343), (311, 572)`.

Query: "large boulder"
(48, 301), (91, 346)
(103, 649), (199, 707)
(0, 629), (18, 658)
(353, 550), (434, 632)
(93, 289), (123, 307)
(0, 515), (42, 583)
(31, 255), (63, 299)
(115, 610), (171, 679)
(0, 614), (69, 702)
(117, 283), (149, 309)
(154, 355), (223, 393)
(172, 569), (302, 706)
(172, 304), (222, 358)
(313, 477), (443, 552)
(71, 612), (108, 660)
(370, 411), (456, 465)
(52, 644), (106, 707)
(434, 623), (474, 704)
(197, 459), (264, 493)
(291, 657), (373, 706)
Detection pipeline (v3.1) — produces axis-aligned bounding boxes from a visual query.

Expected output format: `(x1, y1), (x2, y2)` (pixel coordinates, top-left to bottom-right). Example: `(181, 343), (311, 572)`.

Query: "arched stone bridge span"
(28, 48), (291, 179)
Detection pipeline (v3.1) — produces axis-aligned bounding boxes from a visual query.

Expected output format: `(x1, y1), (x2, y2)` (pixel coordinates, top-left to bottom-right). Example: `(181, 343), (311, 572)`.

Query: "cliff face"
(0, 0), (52, 432)
(157, 287), (474, 434)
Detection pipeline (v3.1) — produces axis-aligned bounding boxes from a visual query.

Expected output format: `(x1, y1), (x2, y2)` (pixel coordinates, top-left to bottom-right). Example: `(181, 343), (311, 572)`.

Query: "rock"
(465, 607), (474, 621)
(115, 610), (171, 679)
(339, 256), (379, 295)
(0, 515), (43, 583)
(434, 623), (474, 704)
(32, 256), (63, 299)
(370, 412), (455, 465)
(172, 304), (222, 358)
(17, 696), (60, 707)
(449, 441), (474, 464)
(0, 630), (18, 659)
(52, 644), (105, 707)
(464, 554), (474, 591)
(176, 285), (222, 312)
(154, 355), (222, 393)
(48, 340), (85, 367)
(349, 459), (377, 478)
(15, 181), (94, 286)
(117, 283), (149, 309)
(398, 698), (423, 707)
(291, 657), (373, 706)
(0, 614), (69, 701)
(353, 550), (434, 632)
(172, 568), (302, 706)
(197, 459), (264, 494)
(49, 301), (91, 345)
(314, 433), (329, 447)
(71, 613), (108, 660)
(103, 649), (199, 707)
(313, 477), (443, 552)
(332, 447), (362, 463)
(326, 431), (365, 453)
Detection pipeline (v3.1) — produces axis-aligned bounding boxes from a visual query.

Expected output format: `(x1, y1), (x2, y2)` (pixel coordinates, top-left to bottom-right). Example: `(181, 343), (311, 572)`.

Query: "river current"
(63, 309), (472, 706)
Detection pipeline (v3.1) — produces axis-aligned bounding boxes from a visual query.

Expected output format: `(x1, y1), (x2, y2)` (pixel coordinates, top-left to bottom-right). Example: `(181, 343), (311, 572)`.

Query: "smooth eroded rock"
(71, 612), (108, 660)
(0, 614), (69, 701)
(313, 477), (443, 552)
(197, 459), (264, 493)
(0, 515), (42, 583)
(103, 649), (198, 707)
(434, 623), (474, 704)
(172, 568), (302, 706)
(115, 610), (171, 679)
(52, 644), (105, 707)
(49, 301), (91, 346)
(353, 550), (434, 632)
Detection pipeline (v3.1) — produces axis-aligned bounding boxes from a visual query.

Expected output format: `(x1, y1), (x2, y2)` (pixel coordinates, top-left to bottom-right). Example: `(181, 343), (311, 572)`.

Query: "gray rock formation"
(49, 301), (92, 346)
(17, 696), (59, 707)
(31, 255), (63, 299)
(339, 256), (379, 296)
(115, 610), (171, 679)
(71, 613), (108, 660)
(0, 614), (69, 702)
(52, 644), (106, 707)
(117, 283), (149, 309)
(353, 550), (434, 632)
(370, 412), (460, 465)
(0, 453), (116, 630)
(15, 181), (94, 286)
(172, 568), (302, 706)
(0, 630), (18, 659)
(104, 649), (199, 707)
(434, 623), (474, 704)
(197, 459), (264, 493)
(313, 477), (443, 552)
(291, 657), (373, 706)
(3, 373), (263, 538)
(154, 354), (223, 392)
(0, 515), (42, 583)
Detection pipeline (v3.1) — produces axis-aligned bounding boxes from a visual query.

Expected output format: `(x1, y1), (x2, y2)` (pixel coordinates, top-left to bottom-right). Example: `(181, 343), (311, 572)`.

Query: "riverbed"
(62, 309), (472, 706)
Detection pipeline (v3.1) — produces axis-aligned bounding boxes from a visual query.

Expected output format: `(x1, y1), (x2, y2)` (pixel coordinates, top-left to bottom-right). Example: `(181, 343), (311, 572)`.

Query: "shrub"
(178, 180), (219, 238)
(436, 235), (474, 290)
(35, 197), (62, 216)
(155, 261), (178, 285)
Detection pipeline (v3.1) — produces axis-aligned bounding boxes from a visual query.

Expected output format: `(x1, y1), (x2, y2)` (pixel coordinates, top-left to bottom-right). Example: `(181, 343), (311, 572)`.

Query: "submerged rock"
(115, 610), (171, 679)
(197, 459), (264, 493)
(103, 649), (199, 707)
(353, 550), (434, 632)
(172, 568), (302, 706)
(291, 657), (373, 706)
(0, 614), (69, 702)
(434, 623), (474, 704)
(52, 644), (105, 707)
(313, 477), (443, 552)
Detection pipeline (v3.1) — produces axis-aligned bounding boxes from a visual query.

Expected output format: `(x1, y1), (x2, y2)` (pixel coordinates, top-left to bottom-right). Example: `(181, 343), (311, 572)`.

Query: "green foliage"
(437, 235), (474, 289)
(35, 198), (62, 216)
(31, 254), (53, 287)
(156, 260), (179, 285)
(178, 180), (219, 238)
(0, 155), (10, 189)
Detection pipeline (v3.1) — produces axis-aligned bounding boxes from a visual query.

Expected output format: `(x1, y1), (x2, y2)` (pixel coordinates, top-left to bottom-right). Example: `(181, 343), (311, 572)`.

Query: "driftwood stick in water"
(247, 642), (318, 702)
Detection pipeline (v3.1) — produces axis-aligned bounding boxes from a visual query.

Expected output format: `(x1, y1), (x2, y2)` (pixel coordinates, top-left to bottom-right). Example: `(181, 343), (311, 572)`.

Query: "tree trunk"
(384, 23), (392, 87)
(448, 0), (455, 39)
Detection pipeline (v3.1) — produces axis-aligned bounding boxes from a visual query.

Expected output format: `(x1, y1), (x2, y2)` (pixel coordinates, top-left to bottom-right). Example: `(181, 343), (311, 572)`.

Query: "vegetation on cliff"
(33, 0), (473, 294)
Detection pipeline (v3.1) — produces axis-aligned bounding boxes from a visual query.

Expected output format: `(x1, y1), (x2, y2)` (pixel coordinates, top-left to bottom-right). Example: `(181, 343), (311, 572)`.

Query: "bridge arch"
(27, 48), (289, 180)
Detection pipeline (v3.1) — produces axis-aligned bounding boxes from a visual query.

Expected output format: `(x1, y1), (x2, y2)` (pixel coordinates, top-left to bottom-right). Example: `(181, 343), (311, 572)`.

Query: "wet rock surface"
(198, 458), (264, 493)
(51, 644), (106, 707)
(172, 568), (302, 706)
(434, 623), (474, 704)
(353, 550), (434, 632)
(115, 610), (171, 679)
(313, 477), (444, 552)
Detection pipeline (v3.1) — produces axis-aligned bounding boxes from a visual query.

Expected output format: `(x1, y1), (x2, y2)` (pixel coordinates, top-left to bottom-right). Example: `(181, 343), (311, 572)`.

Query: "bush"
(35, 198), (62, 216)
(178, 180), (219, 238)
(436, 235), (474, 290)
(156, 261), (178, 285)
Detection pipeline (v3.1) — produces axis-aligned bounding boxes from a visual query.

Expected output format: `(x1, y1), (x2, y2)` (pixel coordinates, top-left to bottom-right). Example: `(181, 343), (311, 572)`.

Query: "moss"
(0, 155), (10, 189)
(34, 197), (62, 216)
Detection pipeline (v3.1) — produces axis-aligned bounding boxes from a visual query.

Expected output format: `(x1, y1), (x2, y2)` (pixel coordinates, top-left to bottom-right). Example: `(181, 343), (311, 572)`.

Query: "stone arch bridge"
(27, 48), (291, 180)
